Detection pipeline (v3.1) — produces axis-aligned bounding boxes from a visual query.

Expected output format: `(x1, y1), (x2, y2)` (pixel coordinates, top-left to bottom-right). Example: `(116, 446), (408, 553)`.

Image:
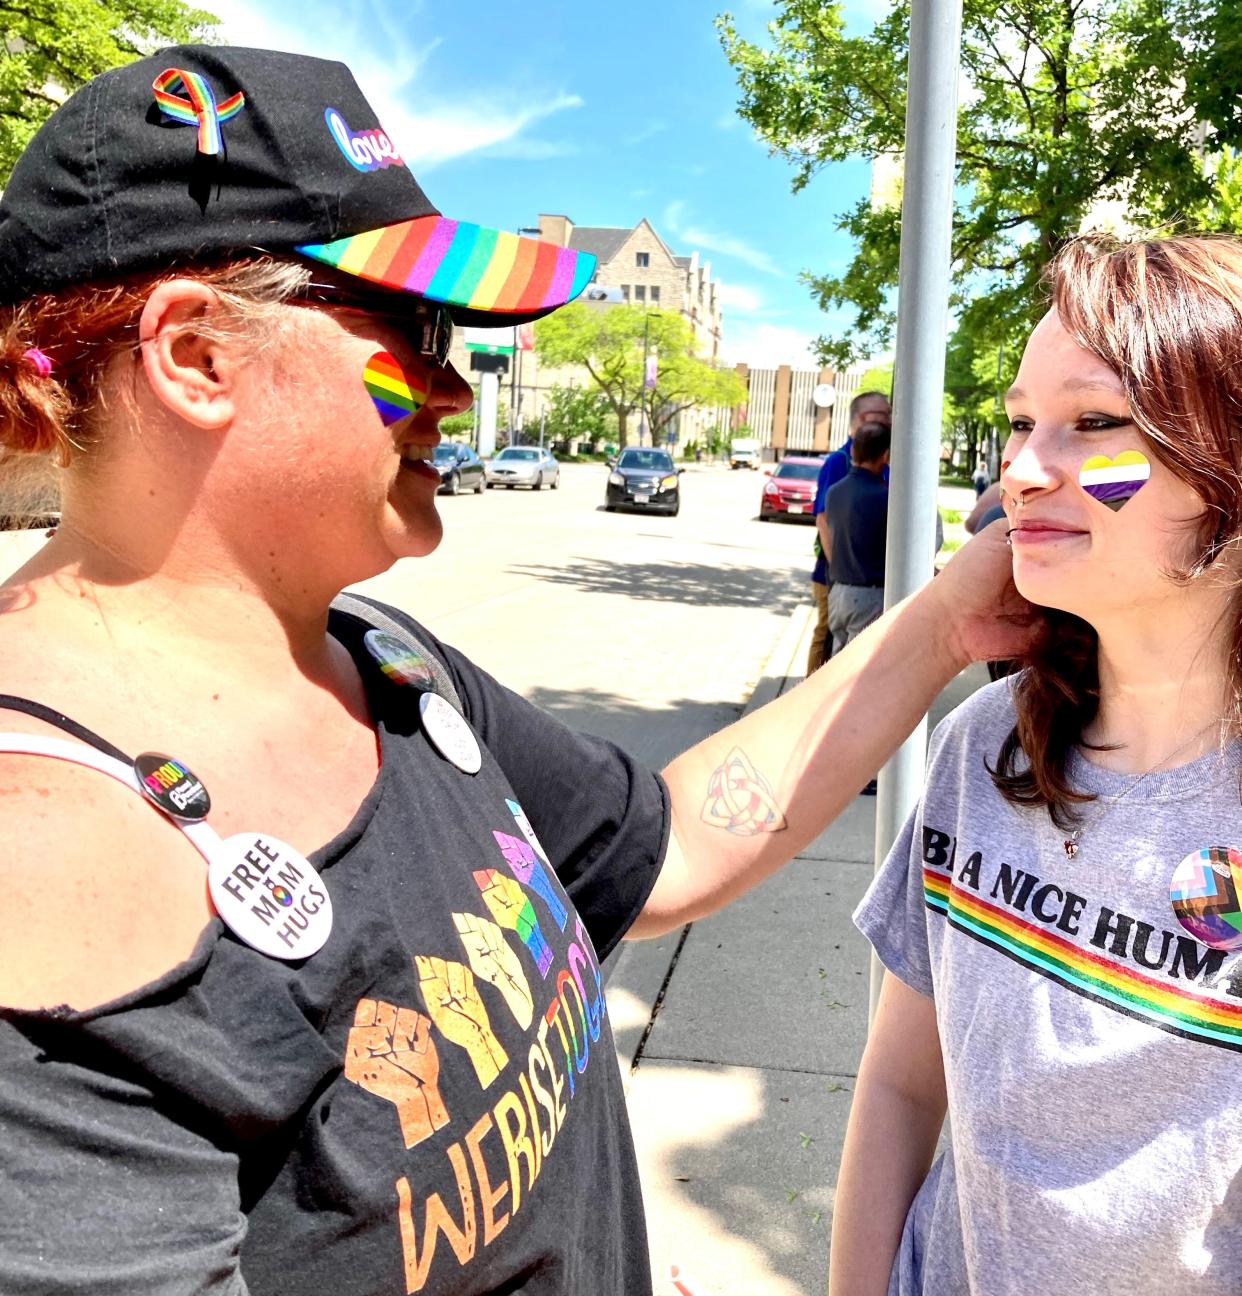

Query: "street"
(358, 460), (815, 768)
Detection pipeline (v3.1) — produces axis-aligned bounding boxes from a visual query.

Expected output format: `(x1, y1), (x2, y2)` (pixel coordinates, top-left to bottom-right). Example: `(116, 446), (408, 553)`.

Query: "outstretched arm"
(633, 521), (1035, 934)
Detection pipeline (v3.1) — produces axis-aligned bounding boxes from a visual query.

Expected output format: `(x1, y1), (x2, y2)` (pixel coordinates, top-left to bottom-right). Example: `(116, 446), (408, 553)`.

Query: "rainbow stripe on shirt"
(923, 868), (1242, 1052)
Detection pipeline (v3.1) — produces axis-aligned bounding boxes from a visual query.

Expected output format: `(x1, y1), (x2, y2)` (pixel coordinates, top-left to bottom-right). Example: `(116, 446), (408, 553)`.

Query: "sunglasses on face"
(295, 281), (455, 368)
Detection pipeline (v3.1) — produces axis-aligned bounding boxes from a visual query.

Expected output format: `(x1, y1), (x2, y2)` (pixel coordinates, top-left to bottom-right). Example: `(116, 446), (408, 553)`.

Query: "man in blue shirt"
(824, 419), (892, 654)
(808, 390), (891, 674)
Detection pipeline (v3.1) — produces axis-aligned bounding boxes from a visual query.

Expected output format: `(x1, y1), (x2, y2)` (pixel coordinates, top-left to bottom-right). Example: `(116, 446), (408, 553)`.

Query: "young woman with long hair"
(833, 233), (1242, 1295)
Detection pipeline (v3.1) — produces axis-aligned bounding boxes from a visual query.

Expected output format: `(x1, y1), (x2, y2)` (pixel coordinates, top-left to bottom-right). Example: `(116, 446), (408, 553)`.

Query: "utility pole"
(871, 0), (964, 1023)
(511, 225), (542, 447)
(637, 313), (651, 447)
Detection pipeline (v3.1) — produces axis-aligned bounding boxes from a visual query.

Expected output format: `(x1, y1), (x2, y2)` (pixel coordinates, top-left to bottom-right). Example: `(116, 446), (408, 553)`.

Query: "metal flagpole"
(870, 0), (964, 1023)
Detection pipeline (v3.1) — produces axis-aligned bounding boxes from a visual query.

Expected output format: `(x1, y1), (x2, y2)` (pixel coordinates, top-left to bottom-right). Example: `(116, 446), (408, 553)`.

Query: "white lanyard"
(0, 732), (332, 960)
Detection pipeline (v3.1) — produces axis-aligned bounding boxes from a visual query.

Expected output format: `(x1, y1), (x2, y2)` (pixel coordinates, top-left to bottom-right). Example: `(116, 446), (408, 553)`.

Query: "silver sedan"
(483, 447), (561, 490)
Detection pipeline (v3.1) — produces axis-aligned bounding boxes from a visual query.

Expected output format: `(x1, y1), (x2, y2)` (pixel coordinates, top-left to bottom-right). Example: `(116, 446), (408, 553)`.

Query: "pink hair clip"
(22, 347), (53, 378)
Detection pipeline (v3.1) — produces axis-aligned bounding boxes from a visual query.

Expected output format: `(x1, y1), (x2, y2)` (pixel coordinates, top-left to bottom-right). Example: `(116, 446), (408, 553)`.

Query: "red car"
(759, 455), (822, 522)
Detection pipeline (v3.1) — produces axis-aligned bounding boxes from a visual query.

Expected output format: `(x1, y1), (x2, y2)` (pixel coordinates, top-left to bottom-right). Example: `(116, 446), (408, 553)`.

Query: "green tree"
(644, 353), (748, 440)
(539, 385), (613, 450)
(1, 0), (220, 182)
(856, 363), (893, 400)
(717, 0), (1242, 367)
(534, 305), (740, 447)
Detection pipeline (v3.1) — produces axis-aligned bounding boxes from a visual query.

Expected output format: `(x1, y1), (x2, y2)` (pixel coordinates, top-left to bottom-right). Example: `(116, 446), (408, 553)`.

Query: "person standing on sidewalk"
(0, 45), (1040, 1296)
(807, 390), (891, 674)
(833, 232), (1242, 1296)
(824, 420), (892, 656)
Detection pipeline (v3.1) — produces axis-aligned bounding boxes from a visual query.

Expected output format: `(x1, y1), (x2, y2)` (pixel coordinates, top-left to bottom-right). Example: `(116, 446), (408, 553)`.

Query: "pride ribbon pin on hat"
(152, 68), (245, 157)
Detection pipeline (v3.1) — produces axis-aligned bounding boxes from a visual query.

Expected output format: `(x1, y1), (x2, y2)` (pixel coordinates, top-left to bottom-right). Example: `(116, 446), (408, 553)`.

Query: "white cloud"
(717, 282), (764, 313)
(721, 322), (823, 369)
(662, 200), (783, 277)
(477, 132), (580, 163)
(625, 121), (669, 147)
(366, 92), (585, 171)
(204, 0), (581, 171)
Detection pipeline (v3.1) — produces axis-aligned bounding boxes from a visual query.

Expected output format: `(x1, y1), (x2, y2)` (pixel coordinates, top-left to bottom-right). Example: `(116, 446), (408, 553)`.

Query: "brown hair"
(991, 233), (1242, 829)
(0, 258), (312, 524)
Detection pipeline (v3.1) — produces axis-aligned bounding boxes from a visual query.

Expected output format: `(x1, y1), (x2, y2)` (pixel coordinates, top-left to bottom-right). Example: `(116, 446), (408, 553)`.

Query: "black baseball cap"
(0, 45), (596, 327)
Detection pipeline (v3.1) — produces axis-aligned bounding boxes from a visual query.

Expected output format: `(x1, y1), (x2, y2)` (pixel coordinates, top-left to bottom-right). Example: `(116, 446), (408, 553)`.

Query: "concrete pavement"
(608, 595), (989, 1296)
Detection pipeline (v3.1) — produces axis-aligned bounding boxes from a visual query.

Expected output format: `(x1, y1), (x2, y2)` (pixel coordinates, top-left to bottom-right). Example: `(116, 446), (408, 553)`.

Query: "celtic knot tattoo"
(701, 747), (788, 836)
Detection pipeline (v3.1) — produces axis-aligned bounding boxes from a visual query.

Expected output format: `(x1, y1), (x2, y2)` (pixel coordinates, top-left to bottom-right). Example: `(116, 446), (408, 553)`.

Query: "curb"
(742, 601), (815, 717)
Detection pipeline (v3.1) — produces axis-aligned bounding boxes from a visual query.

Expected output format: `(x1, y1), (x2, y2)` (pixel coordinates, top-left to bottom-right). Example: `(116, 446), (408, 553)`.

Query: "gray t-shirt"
(856, 678), (1242, 1295)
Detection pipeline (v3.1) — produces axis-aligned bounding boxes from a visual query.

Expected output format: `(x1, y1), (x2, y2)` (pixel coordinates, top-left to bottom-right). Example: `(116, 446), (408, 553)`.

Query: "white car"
(484, 447), (560, 490)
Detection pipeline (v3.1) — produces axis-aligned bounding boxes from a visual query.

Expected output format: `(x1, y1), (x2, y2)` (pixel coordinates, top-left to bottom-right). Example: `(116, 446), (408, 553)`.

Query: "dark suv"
(433, 444), (486, 495)
(605, 448), (681, 516)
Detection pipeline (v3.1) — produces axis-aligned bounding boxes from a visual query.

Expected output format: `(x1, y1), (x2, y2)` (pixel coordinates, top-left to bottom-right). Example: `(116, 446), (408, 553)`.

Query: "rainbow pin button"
(363, 629), (435, 690)
(1170, 846), (1242, 950)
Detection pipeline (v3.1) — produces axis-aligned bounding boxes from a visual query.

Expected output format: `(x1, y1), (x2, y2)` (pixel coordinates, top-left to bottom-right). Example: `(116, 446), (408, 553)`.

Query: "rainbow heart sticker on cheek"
(363, 351), (428, 426)
(1078, 450), (1151, 511)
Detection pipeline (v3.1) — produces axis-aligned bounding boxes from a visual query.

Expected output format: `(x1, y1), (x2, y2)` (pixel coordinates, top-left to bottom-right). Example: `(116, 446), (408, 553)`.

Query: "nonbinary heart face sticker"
(363, 351), (428, 426)
(1078, 450), (1151, 510)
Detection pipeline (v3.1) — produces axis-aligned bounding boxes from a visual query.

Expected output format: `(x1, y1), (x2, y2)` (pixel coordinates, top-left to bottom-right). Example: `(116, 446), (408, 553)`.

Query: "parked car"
(605, 447), (681, 516)
(433, 443), (485, 494)
(484, 446), (560, 490)
(759, 455), (821, 522)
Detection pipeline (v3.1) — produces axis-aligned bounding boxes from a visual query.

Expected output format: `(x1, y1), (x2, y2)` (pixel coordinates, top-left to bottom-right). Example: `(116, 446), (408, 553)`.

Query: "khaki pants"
(828, 583), (885, 656)
(807, 580), (831, 675)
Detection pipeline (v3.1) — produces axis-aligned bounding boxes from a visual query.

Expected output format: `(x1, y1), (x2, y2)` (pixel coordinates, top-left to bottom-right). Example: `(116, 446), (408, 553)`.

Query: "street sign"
(464, 325), (514, 356)
(469, 352), (509, 374)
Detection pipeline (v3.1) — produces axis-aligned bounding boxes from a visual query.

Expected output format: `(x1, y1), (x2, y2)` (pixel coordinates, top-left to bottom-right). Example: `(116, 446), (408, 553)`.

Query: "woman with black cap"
(0, 46), (1032, 1295)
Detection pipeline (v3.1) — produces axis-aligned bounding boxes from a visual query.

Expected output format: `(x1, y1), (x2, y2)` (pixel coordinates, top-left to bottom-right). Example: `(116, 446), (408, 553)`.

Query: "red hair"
(0, 258), (313, 468)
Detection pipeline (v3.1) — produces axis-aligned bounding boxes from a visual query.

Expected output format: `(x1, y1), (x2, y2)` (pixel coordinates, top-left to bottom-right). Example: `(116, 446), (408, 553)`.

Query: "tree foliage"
(538, 385), (614, 450)
(717, 0), (1242, 369)
(1, 0), (220, 182)
(534, 304), (744, 447)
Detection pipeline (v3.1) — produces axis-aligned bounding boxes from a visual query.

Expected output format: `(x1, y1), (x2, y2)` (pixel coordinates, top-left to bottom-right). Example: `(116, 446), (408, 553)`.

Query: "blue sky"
(207, 0), (887, 367)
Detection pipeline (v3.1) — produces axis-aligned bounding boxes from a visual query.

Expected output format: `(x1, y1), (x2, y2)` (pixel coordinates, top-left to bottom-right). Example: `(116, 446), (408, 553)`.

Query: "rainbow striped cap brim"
(295, 215), (596, 326)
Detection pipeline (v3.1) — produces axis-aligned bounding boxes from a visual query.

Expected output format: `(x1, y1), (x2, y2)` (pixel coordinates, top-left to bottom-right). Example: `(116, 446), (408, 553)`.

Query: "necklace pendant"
(1064, 837), (1079, 859)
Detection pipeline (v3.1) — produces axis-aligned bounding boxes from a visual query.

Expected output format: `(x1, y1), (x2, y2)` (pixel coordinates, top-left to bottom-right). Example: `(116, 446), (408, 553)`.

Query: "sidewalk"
(606, 603), (989, 1296)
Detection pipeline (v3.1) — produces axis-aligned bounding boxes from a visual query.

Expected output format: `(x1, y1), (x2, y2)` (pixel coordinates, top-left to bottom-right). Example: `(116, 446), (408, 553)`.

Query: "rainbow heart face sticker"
(363, 351), (428, 426)
(1078, 450), (1151, 510)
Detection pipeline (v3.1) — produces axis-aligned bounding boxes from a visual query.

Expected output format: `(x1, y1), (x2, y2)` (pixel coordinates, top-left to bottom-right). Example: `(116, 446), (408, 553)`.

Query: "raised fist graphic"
(414, 954), (509, 1088)
(472, 868), (554, 976)
(343, 998), (450, 1149)
(453, 911), (534, 1029)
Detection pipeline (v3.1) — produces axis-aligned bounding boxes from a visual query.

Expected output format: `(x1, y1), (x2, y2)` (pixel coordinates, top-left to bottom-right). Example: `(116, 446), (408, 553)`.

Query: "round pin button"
(419, 691), (482, 775)
(208, 832), (333, 960)
(1170, 846), (1242, 950)
(133, 751), (211, 821)
(363, 629), (435, 689)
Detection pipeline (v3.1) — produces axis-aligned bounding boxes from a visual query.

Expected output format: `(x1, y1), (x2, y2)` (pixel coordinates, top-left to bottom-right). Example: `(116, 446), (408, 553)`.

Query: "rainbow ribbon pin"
(152, 68), (245, 157)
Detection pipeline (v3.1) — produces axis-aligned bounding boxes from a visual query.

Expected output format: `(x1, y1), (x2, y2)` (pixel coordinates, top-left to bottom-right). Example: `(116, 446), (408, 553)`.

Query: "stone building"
(538, 215), (723, 362)
(442, 215), (732, 449)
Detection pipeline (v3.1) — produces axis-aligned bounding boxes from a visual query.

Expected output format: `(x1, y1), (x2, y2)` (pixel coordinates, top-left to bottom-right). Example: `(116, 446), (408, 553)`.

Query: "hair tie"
(22, 347), (53, 378)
